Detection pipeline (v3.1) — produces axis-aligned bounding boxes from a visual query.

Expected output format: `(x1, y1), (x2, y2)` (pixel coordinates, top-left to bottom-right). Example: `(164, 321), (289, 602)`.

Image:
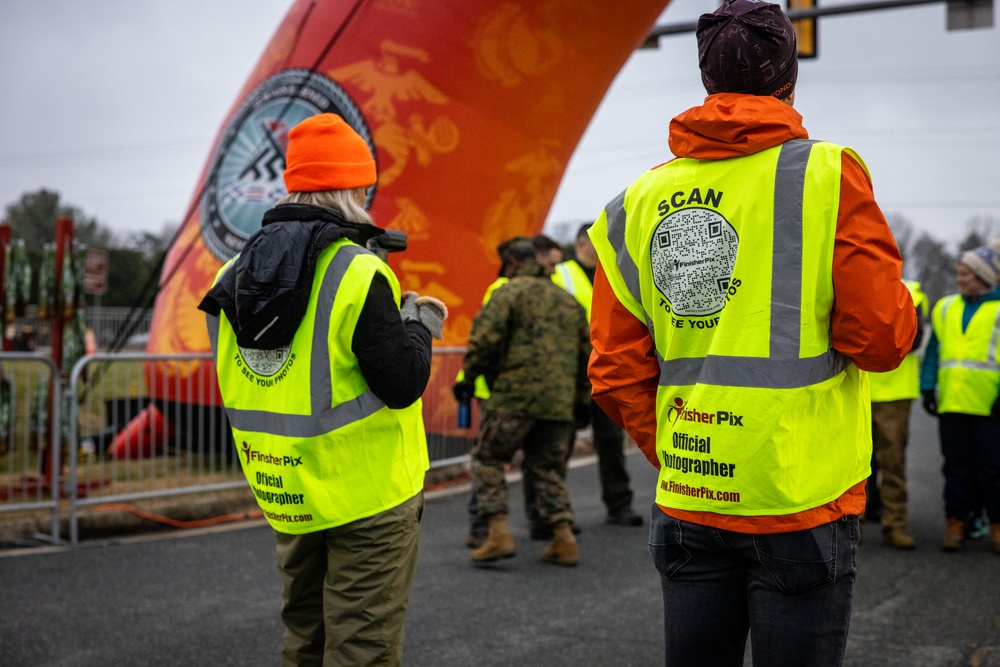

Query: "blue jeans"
(648, 508), (859, 667)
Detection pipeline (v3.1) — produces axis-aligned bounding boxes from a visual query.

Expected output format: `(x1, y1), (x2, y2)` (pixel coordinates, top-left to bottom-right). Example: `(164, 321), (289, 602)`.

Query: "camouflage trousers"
(471, 411), (575, 526)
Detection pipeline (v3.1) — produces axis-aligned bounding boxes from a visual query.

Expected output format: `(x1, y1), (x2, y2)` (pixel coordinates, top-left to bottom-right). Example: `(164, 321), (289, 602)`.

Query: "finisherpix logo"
(241, 441), (303, 468)
(241, 440), (254, 465)
(200, 69), (376, 262)
(666, 397), (744, 427)
(666, 397), (694, 426)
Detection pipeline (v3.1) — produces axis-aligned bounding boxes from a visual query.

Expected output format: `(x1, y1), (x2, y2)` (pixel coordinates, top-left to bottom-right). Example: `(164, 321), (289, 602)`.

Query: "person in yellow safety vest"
(532, 233), (565, 277)
(455, 236), (530, 403)
(544, 225), (644, 529)
(458, 236), (529, 548)
(586, 2), (917, 664)
(866, 280), (928, 550)
(920, 245), (1000, 554)
(198, 113), (448, 666)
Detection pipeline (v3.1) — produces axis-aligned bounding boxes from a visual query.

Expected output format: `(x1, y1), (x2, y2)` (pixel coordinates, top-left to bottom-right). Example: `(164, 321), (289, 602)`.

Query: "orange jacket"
(590, 94), (916, 534)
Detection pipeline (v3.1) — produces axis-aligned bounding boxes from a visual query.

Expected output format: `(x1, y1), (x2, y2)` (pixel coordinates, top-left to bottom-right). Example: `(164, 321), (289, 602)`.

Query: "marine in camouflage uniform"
(462, 256), (591, 531)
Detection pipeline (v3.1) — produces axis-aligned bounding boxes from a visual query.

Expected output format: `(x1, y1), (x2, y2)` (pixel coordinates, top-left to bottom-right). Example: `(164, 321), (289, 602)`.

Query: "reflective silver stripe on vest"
(556, 263), (577, 296)
(208, 244), (387, 438)
(605, 188), (641, 307)
(602, 140), (847, 389)
(659, 352), (847, 389)
(939, 295), (956, 323)
(770, 140), (813, 358)
(206, 313), (220, 358)
(605, 189), (657, 335)
(939, 359), (1000, 372)
(988, 305), (1000, 360)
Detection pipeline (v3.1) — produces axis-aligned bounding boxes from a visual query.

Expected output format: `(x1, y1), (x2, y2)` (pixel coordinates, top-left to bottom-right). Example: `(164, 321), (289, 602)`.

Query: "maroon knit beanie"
(697, 0), (798, 98)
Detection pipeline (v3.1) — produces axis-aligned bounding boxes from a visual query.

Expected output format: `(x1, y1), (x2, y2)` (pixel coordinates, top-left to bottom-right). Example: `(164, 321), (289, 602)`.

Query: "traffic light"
(788, 0), (818, 58)
(947, 0), (994, 29)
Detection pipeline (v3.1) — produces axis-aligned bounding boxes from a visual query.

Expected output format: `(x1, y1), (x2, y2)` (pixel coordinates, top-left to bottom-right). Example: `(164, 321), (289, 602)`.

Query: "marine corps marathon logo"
(200, 69), (376, 262)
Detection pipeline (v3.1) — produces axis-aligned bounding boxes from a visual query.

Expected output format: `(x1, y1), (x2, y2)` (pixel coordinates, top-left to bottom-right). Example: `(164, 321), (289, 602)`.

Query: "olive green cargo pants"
(274, 492), (424, 667)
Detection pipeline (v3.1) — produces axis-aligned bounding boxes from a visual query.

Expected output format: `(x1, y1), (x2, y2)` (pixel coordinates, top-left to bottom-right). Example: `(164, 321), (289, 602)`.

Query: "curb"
(1, 438), (612, 550)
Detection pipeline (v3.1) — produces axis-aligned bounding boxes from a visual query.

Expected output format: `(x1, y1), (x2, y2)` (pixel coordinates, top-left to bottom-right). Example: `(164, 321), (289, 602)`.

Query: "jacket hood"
(511, 258), (547, 279)
(668, 93), (809, 161)
(198, 204), (380, 349)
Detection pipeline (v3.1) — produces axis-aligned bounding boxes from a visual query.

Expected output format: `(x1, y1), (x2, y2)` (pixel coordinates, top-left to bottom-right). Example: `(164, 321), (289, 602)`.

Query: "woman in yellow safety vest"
(920, 245), (1000, 554)
(199, 113), (448, 666)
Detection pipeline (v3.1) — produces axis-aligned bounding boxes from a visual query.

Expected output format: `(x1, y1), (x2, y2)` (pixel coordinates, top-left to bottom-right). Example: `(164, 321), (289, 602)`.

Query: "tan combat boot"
(882, 527), (916, 550)
(541, 520), (578, 567)
(942, 518), (965, 552)
(991, 524), (1000, 555)
(470, 514), (516, 564)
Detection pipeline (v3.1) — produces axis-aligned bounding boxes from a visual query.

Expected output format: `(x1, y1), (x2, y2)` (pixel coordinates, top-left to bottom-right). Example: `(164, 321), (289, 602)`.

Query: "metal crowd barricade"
(66, 352), (242, 545)
(0, 353), (62, 544)
(424, 346), (477, 469)
(49, 347), (475, 545)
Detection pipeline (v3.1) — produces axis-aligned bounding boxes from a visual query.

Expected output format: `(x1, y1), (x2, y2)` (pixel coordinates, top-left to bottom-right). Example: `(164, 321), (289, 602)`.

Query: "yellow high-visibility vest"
(932, 293), (1000, 415)
(591, 139), (871, 516)
(206, 239), (428, 533)
(869, 280), (928, 402)
(551, 260), (593, 321)
(456, 277), (509, 400)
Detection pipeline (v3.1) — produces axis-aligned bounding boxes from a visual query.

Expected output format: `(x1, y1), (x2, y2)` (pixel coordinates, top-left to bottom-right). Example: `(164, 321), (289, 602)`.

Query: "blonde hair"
(277, 188), (373, 225)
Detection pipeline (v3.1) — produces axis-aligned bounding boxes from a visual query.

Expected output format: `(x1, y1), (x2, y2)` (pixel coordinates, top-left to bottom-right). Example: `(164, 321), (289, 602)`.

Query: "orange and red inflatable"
(145, 0), (670, 423)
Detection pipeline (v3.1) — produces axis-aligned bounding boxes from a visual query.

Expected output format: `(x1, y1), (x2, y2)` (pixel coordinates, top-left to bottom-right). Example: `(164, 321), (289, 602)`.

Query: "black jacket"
(198, 203), (431, 408)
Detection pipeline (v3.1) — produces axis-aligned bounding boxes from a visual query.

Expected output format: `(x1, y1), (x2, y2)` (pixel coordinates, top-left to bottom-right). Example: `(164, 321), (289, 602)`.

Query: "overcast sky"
(1, 0), (997, 247)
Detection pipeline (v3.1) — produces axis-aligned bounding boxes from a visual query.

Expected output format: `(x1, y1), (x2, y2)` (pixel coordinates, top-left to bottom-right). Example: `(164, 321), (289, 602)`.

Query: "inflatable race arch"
(143, 0), (671, 426)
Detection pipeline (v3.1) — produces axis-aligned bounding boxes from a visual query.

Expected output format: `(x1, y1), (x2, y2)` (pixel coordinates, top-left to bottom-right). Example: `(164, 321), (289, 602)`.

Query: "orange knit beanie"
(282, 114), (377, 192)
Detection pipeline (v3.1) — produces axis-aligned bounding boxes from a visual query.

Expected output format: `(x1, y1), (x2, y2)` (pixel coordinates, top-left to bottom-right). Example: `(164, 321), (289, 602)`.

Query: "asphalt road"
(1, 408), (998, 667)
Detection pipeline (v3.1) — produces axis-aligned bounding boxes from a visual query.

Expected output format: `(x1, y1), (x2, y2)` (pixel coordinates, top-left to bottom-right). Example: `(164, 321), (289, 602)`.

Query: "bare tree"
(909, 232), (956, 306)
(960, 216), (1000, 252)
(887, 214), (917, 276)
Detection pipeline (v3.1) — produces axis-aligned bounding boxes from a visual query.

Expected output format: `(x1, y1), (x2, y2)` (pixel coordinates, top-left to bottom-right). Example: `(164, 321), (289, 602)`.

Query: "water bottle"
(457, 394), (472, 428)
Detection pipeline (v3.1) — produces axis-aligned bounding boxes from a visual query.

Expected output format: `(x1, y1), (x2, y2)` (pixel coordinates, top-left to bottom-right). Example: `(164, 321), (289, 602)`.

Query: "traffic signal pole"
(642, 0), (954, 47)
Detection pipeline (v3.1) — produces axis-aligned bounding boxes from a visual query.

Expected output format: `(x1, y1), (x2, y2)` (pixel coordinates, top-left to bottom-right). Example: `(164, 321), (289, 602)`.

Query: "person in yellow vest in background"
(455, 236), (525, 409)
(549, 223), (643, 527)
(459, 236), (528, 548)
(199, 113), (447, 666)
(587, 1), (916, 664)
(866, 280), (928, 549)
(920, 245), (1000, 554)
(532, 233), (565, 275)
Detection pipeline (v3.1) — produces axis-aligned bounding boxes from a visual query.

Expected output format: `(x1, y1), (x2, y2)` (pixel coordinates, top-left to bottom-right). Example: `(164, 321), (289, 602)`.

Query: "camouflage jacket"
(462, 259), (591, 420)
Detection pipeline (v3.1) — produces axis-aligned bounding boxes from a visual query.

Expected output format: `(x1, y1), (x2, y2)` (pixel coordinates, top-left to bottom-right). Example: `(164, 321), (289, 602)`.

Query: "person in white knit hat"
(920, 244), (1000, 554)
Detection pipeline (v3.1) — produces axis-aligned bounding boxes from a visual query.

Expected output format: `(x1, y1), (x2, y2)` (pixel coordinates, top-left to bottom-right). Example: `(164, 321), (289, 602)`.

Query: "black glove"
(453, 380), (473, 403)
(991, 395), (1000, 421)
(573, 402), (592, 430)
(921, 390), (938, 416)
